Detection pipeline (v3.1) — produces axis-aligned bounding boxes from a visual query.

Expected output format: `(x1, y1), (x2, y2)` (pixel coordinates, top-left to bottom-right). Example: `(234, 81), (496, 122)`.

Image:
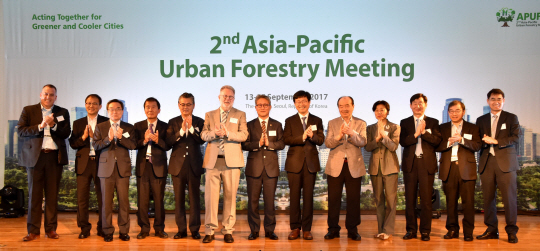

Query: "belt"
(343, 158), (348, 163)
(41, 149), (57, 153)
(217, 155), (225, 158)
(452, 161), (459, 165)
(89, 156), (96, 161)
(416, 154), (423, 158)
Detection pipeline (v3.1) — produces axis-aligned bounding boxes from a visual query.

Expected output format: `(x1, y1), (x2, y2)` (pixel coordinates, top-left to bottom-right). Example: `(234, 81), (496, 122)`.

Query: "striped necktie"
(219, 111), (228, 152)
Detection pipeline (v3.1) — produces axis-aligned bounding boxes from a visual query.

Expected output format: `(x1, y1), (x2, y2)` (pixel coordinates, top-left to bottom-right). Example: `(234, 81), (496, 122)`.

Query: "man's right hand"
(108, 127), (114, 140)
(82, 125), (89, 140)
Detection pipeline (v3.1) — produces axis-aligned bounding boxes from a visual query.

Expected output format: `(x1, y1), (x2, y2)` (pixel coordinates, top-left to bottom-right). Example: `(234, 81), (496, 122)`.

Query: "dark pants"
(287, 161), (316, 231)
(404, 157), (435, 234)
(76, 158), (103, 234)
(26, 151), (63, 234)
(101, 164), (130, 235)
(442, 162), (475, 235)
(481, 155), (519, 234)
(171, 160), (201, 234)
(327, 162), (361, 233)
(246, 169), (278, 233)
(136, 161), (166, 233)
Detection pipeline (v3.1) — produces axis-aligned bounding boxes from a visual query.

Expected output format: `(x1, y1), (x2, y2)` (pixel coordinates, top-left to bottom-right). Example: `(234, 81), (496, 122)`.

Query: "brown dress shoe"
(288, 229), (301, 240)
(23, 233), (40, 241)
(45, 231), (59, 239)
(303, 231), (313, 240)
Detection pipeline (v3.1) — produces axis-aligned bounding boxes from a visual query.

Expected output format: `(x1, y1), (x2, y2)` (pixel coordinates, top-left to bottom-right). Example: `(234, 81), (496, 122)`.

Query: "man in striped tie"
(201, 85), (248, 244)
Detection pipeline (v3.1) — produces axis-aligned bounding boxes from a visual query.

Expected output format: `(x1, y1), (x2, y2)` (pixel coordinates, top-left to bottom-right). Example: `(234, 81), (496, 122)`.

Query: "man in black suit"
(436, 100), (481, 242)
(134, 97), (170, 239)
(399, 93), (441, 241)
(475, 89), (520, 244)
(283, 90), (325, 240)
(242, 94), (285, 241)
(18, 84), (71, 241)
(68, 94), (108, 239)
(165, 92), (205, 240)
(93, 99), (137, 242)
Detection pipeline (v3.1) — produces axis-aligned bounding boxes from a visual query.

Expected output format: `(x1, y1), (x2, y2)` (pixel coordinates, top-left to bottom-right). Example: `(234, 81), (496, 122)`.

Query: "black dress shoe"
(156, 231), (168, 239)
(224, 234), (234, 243)
(119, 233), (130, 241)
(104, 234), (113, 242)
(421, 233), (430, 241)
(78, 232), (90, 239)
(403, 232), (417, 240)
(508, 233), (518, 243)
(348, 232), (361, 241)
(443, 230), (459, 239)
(324, 231), (340, 239)
(137, 232), (149, 239)
(464, 234), (473, 241)
(248, 232), (259, 240)
(192, 232), (201, 239)
(202, 234), (214, 243)
(97, 230), (104, 237)
(174, 232), (187, 239)
(476, 230), (499, 240)
(265, 232), (279, 240)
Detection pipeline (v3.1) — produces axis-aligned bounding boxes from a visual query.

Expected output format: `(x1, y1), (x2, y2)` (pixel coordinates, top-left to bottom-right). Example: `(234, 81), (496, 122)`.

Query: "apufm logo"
(496, 7), (516, 27)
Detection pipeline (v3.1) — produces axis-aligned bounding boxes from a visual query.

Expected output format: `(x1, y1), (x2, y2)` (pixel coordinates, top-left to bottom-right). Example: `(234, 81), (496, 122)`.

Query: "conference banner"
(2, 0), (540, 213)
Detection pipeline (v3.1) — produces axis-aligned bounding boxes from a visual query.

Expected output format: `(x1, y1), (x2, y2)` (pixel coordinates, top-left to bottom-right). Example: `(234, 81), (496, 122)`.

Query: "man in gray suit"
(324, 96), (366, 241)
(93, 99), (137, 242)
(201, 85), (248, 243)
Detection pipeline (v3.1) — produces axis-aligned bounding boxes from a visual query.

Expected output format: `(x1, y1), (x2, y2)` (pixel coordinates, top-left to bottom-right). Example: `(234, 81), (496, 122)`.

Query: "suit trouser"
(100, 164), (130, 235)
(287, 161), (317, 231)
(26, 151), (63, 234)
(171, 159), (201, 234)
(371, 165), (398, 235)
(327, 162), (361, 233)
(246, 169), (278, 233)
(481, 155), (518, 234)
(76, 158), (103, 234)
(136, 161), (166, 233)
(443, 162), (475, 235)
(204, 158), (241, 235)
(404, 157), (435, 234)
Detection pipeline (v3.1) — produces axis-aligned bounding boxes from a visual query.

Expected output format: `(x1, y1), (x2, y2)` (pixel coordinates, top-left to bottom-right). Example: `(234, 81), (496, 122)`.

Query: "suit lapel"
(495, 111), (507, 139)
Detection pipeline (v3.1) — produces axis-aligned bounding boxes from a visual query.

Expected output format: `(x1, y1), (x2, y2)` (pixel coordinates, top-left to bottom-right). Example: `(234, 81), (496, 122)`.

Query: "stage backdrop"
(2, 0), (540, 212)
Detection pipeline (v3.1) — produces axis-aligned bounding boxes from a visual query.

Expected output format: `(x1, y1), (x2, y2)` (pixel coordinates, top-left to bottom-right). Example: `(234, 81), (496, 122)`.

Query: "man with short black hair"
(18, 84), (71, 241)
(69, 94), (108, 239)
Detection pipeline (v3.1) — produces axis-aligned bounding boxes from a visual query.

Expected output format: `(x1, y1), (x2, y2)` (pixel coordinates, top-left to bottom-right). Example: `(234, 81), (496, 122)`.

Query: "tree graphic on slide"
(496, 7), (516, 27)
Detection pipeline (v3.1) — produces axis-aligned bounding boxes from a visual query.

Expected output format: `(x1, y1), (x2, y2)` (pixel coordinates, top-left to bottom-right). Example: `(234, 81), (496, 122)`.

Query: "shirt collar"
(40, 103), (54, 111)
(110, 119), (120, 126)
(491, 110), (502, 118)
(147, 119), (157, 127)
(413, 114), (425, 121)
(258, 117), (269, 125)
(451, 120), (463, 129)
(298, 112), (309, 121)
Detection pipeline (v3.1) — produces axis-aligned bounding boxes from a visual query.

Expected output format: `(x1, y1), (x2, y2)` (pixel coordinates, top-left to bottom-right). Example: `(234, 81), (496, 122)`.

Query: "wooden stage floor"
(0, 212), (537, 250)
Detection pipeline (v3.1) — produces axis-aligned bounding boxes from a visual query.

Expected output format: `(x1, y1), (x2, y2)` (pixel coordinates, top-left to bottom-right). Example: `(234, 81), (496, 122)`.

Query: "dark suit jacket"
(436, 121), (481, 181)
(242, 117), (285, 178)
(134, 119), (171, 177)
(283, 113), (325, 173)
(476, 110), (520, 173)
(166, 115), (205, 177)
(399, 115), (442, 174)
(17, 103), (71, 167)
(69, 115), (108, 174)
(92, 120), (137, 178)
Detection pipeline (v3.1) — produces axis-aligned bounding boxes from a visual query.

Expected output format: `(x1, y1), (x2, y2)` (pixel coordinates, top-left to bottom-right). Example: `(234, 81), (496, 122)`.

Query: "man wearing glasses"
(242, 94), (284, 240)
(69, 94), (108, 239)
(201, 85), (248, 243)
(166, 92), (206, 240)
(93, 99), (137, 242)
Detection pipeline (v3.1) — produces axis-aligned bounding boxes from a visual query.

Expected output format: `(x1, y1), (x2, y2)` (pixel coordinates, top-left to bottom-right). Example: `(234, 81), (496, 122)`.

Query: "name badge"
(230, 118), (238, 124)
(463, 133), (472, 140)
(56, 115), (65, 122)
(122, 132), (130, 138)
(311, 125), (317, 131)
(269, 130), (277, 136)
(501, 123), (506, 130)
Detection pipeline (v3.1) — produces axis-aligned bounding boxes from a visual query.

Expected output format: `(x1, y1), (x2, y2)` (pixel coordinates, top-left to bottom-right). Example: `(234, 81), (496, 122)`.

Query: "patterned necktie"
(219, 111), (228, 152)
(262, 121), (267, 135)
(490, 114), (498, 156)
(148, 123), (154, 163)
(302, 117), (307, 131)
(415, 119), (423, 156)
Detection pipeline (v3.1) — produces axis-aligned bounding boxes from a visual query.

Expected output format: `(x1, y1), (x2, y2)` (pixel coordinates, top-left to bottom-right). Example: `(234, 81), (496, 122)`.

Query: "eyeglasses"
(108, 108), (123, 112)
(220, 95), (235, 100)
(85, 102), (99, 106)
(448, 110), (463, 114)
(179, 103), (193, 107)
(295, 100), (309, 104)
(256, 104), (270, 108)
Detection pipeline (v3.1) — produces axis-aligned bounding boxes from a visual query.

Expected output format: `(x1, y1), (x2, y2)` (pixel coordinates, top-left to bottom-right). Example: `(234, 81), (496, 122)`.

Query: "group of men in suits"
(17, 85), (520, 244)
